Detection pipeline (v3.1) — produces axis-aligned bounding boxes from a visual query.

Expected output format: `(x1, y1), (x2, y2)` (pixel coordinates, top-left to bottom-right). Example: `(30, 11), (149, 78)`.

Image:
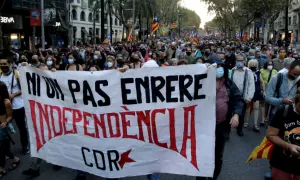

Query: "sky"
(181, 0), (215, 28)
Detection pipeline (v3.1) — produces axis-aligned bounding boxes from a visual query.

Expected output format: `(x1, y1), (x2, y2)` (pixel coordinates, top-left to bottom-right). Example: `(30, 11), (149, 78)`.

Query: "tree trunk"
(93, 8), (96, 44)
(101, 0), (105, 42)
(0, 20), (3, 49)
(109, 0), (113, 42)
(0, 12), (3, 49)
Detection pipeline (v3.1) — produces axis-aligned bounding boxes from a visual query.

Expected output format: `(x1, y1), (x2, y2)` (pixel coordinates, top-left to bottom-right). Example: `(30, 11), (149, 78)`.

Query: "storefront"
(1, 14), (25, 49)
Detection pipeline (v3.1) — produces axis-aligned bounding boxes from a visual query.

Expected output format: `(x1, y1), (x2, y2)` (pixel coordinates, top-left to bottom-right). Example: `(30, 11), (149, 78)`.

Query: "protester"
(244, 59), (265, 132)
(272, 49), (286, 71)
(197, 56), (243, 180)
(230, 55), (255, 136)
(260, 61), (278, 124)
(267, 91), (300, 180)
(0, 57), (29, 154)
(0, 81), (20, 177)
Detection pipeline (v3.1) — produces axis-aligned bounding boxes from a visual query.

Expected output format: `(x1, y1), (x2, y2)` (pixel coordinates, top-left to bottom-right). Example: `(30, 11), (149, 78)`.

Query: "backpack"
(274, 73), (300, 98)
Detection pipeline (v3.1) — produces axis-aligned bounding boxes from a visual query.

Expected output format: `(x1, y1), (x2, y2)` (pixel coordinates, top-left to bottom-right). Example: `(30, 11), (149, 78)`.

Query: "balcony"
(71, 0), (81, 7)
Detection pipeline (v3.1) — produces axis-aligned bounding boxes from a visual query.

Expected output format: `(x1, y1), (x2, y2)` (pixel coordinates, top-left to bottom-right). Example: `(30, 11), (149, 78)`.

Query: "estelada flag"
(151, 12), (160, 35)
(127, 29), (133, 41)
(246, 137), (274, 163)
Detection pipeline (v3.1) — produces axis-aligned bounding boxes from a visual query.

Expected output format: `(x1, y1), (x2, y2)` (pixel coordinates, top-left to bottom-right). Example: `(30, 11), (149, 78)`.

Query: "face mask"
(279, 53), (286, 58)
(288, 74), (298, 80)
(32, 59), (37, 64)
(248, 56), (255, 60)
(205, 52), (210, 56)
(132, 57), (139, 62)
(261, 54), (267, 58)
(250, 67), (257, 71)
(94, 55), (98, 60)
(216, 67), (224, 78)
(186, 52), (192, 56)
(46, 61), (53, 66)
(0, 66), (10, 73)
(236, 61), (244, 68)
(196, 62), (202, 64)
(107, 62), (113, 68)
(267, 65), (273, 71)
(68, 59), (74, 64)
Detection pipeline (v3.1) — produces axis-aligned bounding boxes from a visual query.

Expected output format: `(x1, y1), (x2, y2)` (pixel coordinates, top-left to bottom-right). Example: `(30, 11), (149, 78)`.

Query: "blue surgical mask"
(46, 61), (53, 66)
(216, 67), (224, 78)
(236, 61), (244, 68)
(94, 55), (98, 60)
(107, 62), (113, 68)
(68, 59), (74, 64)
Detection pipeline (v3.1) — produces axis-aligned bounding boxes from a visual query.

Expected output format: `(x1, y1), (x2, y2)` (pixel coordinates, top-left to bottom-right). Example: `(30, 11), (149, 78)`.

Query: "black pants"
(196, 122), (228, 180)
(13, 107), (29, 149)
(237, 104), (247, 132)
(0, 139), (14, 167)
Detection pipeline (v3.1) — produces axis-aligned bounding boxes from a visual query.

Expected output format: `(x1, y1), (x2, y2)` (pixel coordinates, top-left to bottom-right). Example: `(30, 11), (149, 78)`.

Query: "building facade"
(70, 0), (123, 44)
(274, 0), (300, 42)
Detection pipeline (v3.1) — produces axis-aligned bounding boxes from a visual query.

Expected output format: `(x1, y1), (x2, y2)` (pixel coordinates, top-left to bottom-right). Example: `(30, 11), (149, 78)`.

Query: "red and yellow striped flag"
(193, 37), (199, 45)
(151, 12), (159, 35)
(127, 29), (133, 41)
(247, 137), (274, 163)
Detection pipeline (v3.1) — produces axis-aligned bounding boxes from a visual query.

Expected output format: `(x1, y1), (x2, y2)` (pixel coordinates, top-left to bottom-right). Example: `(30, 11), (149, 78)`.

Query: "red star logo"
(118, 149), (135, 168)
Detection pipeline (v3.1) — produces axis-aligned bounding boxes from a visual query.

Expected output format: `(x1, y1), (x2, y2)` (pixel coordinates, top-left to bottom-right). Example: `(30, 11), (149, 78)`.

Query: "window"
(80, 11), (86, 21)
(104, 16), (107, 24)
(81, 27), (86, 39)
(77, 0), (80, 3)
(96, 14), (100, 22)
(88, 0), (94, 8)
(72, 9), (77, 20)
(293, 15), (298, 25)
(289, 17), (292, 25)
(89, 28), (92, 37)
(115, 30), (118, 36)
(88, 13), (93, 22)
(119, 20), (121, 26)
(96, 28), (99, 35)
(115, 18), (118, 26)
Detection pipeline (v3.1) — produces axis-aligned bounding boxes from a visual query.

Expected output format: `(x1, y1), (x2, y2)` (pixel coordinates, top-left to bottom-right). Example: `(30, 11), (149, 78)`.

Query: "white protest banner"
(19, 65), (216, 178)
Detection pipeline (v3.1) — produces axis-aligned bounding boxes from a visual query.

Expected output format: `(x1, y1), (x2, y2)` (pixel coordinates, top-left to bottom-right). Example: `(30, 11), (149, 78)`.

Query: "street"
(3, 120), (269, 180)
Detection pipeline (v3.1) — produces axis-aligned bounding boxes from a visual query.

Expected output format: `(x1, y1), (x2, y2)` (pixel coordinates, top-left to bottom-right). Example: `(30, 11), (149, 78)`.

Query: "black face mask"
(0, 66), (10, 73)
(186, 52), (192, 56)
(205, 52), (210, 56)
(31, 59), (37, 64)
(131, 58), (139, 62)
(288, 74), (298, 80)
(159, 58), (166, 62)
(250, 67), (257, 72)
(20, 59), (27, 63)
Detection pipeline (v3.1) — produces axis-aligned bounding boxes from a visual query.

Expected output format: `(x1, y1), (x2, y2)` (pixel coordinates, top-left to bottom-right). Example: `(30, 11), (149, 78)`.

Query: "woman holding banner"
(0, 81), (20, 177)
(197, 55), (244, 180)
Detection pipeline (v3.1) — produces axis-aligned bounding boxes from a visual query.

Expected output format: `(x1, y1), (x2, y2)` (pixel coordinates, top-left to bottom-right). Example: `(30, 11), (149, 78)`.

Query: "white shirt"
(0, 71), (24, 109)
(231, 67), (255, 101)
(278, 68), (288, 74)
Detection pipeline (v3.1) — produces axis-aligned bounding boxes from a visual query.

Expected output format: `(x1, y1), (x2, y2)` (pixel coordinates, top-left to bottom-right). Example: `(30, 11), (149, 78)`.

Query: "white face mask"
(46, 61), (53, 66)
(107, 62), (113, 68)
(68, 59), (74, 64)
(267, 65), (273, 71)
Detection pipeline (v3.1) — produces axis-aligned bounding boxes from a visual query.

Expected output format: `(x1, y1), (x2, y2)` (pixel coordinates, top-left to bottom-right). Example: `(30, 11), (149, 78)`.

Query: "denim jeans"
(147, 174), (160, 180)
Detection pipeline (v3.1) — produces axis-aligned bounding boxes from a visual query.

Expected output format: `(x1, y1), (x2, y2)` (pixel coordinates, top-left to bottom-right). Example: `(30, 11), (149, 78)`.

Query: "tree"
(0, 0), (8, 49)
(51, 0), (73, 46)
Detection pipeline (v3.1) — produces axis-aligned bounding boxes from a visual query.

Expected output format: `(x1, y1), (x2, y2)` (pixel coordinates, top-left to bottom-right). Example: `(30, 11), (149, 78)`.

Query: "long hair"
(0, 81), (9, 100)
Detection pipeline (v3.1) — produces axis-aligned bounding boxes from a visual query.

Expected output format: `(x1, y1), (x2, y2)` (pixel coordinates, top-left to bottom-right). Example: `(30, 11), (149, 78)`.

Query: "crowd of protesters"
(0, 37), (300, 180)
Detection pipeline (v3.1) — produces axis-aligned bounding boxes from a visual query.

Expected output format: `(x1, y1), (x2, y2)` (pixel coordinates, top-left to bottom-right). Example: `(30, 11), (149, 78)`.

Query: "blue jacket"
(266, 72), (300, 106)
